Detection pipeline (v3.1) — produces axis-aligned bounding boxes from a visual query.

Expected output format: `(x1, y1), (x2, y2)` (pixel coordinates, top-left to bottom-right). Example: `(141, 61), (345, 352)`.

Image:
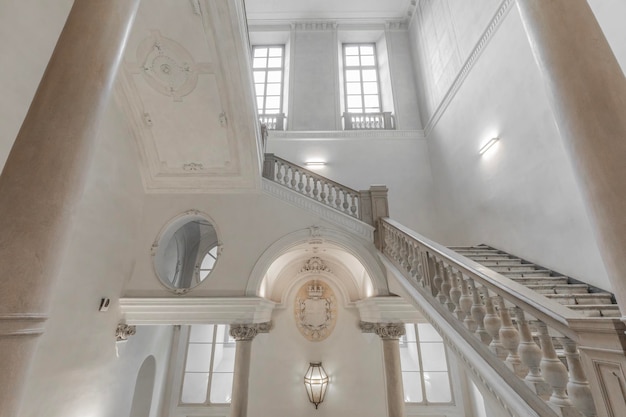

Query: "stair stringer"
(262, 177), (375, 242)
(381, 255), (558, 417)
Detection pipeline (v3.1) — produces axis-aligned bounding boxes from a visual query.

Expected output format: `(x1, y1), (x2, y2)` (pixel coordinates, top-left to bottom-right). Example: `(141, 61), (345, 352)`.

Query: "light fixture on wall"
(304, 362), (329, 409)
(479, 137), (499, 155)
(304, 161), (326, 167)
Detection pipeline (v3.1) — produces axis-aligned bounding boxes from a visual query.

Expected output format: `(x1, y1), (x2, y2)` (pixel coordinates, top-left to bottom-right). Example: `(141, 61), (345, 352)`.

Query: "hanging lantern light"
(304, 362), (329, 409)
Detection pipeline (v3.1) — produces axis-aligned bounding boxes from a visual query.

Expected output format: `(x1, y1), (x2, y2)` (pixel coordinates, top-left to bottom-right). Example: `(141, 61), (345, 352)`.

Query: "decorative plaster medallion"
(137, 31), (199, 101)
(295, 280), (337, 342)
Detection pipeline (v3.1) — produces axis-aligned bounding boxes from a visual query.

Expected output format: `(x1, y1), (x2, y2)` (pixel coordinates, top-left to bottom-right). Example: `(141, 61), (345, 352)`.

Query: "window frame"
(252, 45), (286, 116)
(399, 322), (454, 405)
(342, 43), (383, 114)
(179, 324), (236, 406)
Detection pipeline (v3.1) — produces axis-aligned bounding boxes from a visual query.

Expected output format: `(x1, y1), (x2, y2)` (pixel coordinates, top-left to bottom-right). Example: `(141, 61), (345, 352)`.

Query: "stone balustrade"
(343, 112), (395, 130)
(263, 154), (363, 219)
(259, 113), (285, 131)
(379, 218), (611, 417)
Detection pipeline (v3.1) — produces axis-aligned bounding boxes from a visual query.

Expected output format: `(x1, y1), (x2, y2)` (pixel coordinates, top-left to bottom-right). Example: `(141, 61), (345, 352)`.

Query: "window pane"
(266, 71), (282, 83)
(345, 70), (361, 82)
(418, 323), (443, 342)
(420, 343), (448, 371)
(253, 47), (267, 58)
(360, 45), (374, 55)
(424, 372), (452, 402)
(212, 344), (236, 373)
(268, 57), (282, 68)
(360, 55), (375, 66)
(181, 372), (209, 403)
(189, 325), (214, 343)
(268, 47), (282, 57)
(364, 95), (379, 109)
(399, 343), (420, 371)
(210, 373), (234, 404)
(347, 95), (362, 109)
(363, 82), (378, 94)
(345, 56), (360, 67)
(266, 83), (281, 96)
(255, 84), (265, 96)
(402, 372), (423, 403)
(256, 97), (264, 110)
(405, 325), (417, 342)
(215, 325), (235, 344)
(265, 96), (280, 110)
(253, 57), (267, 69)
(185, 344), (212, 372)
(346, 82), (361, 95)
(362, 69), (377, 81)
(253, 71), (265, 83)
(345, 46), (359, 56)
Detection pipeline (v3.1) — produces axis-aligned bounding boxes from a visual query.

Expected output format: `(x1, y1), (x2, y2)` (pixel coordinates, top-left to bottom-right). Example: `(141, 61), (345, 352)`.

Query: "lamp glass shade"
(304, 362), (329, 409)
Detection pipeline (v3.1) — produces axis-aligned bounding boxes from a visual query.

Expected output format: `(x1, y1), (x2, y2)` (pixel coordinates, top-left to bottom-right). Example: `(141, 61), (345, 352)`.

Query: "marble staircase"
(449, 244), (619, 318)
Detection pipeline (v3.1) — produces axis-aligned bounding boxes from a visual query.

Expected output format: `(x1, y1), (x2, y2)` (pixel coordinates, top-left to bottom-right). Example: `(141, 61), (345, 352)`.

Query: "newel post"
(262, 153), (276, 180)
(362, 185), (389, 250)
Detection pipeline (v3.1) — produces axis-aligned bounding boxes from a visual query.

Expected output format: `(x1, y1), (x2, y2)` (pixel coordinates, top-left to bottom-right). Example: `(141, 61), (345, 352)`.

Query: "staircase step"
(466, 255), (517, 262)
(511, 277), (569, 285)
(477, 260), (528, 267)
(546, 293), (614, 305)
(501, 270), (557, 277)
(490, 265), (548, 273)
(567, 305), (621, 317)
(526, 284), (590, 295)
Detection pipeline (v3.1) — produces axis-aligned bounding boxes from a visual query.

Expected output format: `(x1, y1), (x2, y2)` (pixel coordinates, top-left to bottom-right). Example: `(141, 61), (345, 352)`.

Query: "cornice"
(268, 129), (425, 141)
(424, 0), (515, 137)
(356, 296), (423, 323)
(119, 297), (276, 325)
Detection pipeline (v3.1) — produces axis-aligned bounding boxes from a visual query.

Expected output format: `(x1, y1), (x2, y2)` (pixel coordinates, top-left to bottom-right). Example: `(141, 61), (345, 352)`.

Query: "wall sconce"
(304, 161), (326, 167)
(304, 362), (329, 409)
(479, 137), (499, 155)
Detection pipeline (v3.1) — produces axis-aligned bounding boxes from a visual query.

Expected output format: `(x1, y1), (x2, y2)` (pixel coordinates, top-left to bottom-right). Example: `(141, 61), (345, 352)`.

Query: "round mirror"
(153, 212), (220, 292)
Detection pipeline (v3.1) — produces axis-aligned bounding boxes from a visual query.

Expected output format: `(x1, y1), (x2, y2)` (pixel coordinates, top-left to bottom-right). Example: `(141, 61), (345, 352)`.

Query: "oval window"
(153, 212), (220, 292)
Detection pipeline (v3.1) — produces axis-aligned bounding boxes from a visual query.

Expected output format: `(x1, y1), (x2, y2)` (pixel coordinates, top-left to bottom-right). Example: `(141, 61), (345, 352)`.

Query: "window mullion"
(414, 324), (428, 404)
(206, 325), (217, 405)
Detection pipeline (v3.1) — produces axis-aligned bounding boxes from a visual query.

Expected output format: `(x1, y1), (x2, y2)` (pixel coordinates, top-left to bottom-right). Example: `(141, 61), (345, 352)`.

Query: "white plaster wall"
(266, 135), (437, 237)
(0, 0), (73, 169)
(588, 0), (626, 74)
(18, 100), (171, 417)
(248, 278), (387, 417)
(290, 28), (339, 130)
(409, 5), (613, 290)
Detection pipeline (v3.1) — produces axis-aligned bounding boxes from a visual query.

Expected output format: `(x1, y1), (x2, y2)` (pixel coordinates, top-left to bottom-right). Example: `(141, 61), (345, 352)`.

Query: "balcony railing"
(343, 112), (395, 130)
(259, 113), (286, 131)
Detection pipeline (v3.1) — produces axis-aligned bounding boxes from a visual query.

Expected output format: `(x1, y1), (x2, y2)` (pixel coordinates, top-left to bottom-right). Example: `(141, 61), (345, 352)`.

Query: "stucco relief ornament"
(300, 257), (331, 274)
(137, 30), (199, 101)
(295, 280), (337, 342)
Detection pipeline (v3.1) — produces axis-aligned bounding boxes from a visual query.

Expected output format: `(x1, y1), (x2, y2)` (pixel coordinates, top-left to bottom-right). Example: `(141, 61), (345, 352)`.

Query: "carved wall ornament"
(137, 31), (199, 101)
(229, 322), (273, 341)
(359, 321), (406, 340)
(116, 323), (136, 342)
(300, 257), (331, 274)
(295, 280), (337, 342)
(182, 162), (204, 171)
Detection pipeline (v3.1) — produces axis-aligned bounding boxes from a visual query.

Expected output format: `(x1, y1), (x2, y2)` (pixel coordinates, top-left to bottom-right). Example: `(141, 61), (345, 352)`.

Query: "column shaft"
(230, 339), (253, 417)
(382, 338), (406, 417)
(516, 0), (626, 314)
(0, 0), (140, 415)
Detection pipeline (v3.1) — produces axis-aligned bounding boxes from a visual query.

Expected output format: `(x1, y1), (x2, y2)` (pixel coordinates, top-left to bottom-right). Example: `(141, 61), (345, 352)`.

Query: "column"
(516, 0), (626, 314)
(360, 321), (406, 417)
(229, 322), (271, 417)
(0, 1), (140, 415)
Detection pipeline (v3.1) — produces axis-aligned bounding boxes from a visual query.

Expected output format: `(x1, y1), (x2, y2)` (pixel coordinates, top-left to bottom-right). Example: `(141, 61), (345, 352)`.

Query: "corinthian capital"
(359, 321), (405, 340)
(229, 322), (272, 341)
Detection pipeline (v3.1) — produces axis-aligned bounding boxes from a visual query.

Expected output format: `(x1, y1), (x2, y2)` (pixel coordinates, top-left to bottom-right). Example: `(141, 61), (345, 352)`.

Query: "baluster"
(399, 239), (409, 270)
(319, 181), (327, 203)
(416, 251), (426, 286)
(470, 280), (491, 344)
(497, 297), (524, 376)
(311, 178), (319, 200)
(407, 244), (418, 280)
(459, 277), (475, 331)
(561, 338), (596, 417)
(515, 309), (551, 396)
(439, 265), (454, 311)
(334, 187), (342, 210)
(350, 194), (358, 216)
(304, 174), (311, 196)
(432, 260), (443, 301)
(483, 291), (506, 360)
(276, 162), (284, 183)
(342, 190), (349, 212)
(536, 322), (575, 414)
(290, 168), (298, 188)
(297, 170), (304, 192)
(449, 271), (464, 320)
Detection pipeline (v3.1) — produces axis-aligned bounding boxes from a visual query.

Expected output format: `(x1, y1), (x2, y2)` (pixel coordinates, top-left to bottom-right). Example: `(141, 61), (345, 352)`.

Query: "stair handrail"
(381, 217), (603, 417)
(263, 153), (363, 219)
